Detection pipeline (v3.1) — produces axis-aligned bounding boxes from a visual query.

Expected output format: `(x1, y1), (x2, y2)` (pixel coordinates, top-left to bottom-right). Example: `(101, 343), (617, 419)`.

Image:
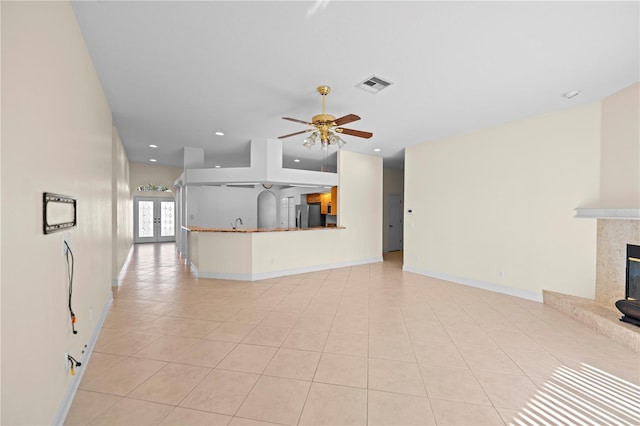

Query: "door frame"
(133, 196), (176, 244)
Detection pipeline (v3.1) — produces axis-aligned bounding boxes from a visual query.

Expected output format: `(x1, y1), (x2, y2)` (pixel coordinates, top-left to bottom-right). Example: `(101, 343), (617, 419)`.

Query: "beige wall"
(599, 82), (640, 207)
(1, 2), (114, 424)
(404, 103), (601, 300)
(383, 167), (404, 251)
(112, 128), (132, 283)
(130, 162), (182, 198)
(338, 150), (384, 261)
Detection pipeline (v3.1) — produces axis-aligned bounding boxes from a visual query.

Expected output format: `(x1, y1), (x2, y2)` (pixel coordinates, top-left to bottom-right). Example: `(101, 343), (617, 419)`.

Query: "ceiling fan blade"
(333, 114), (361, 126)
(278, 129), (311, 139)
(282, 117), (312, 125)
(336, 128), (373, 139)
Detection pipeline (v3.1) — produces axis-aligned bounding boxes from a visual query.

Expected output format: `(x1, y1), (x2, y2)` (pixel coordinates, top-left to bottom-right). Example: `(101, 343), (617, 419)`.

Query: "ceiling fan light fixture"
(278, 85), (372, 152)
(303, 132), (318, 149)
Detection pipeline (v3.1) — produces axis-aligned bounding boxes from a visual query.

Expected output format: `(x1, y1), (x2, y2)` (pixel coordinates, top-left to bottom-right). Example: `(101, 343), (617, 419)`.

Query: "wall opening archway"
(257, 190), (277, 229)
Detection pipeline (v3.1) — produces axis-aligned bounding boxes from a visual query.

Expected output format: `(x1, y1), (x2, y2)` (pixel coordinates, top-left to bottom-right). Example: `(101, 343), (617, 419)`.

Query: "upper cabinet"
(306, 187), (338, 216)
(306, 193), (322, 204)
(330, 186), (337, 216)
(320, 192), (331, 214)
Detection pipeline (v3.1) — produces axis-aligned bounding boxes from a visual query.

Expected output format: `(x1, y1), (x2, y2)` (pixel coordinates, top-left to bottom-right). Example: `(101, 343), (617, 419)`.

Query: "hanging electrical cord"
(64, 241), (77, 334)
(67, 354), (82, 375)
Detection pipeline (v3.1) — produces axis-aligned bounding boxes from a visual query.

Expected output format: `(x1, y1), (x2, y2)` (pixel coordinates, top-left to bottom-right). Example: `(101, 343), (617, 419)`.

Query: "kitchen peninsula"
(174, 143), (383, 280)
(184, 225), (347, 281)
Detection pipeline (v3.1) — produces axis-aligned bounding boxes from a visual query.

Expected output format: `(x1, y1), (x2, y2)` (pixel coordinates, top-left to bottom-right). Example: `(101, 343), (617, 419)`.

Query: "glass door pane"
(160, 201), (175, 237)
(138, 200), (155, 238)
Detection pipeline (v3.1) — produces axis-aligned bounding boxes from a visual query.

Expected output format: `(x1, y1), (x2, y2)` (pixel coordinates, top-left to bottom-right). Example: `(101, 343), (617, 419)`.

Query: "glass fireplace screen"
(627, 244), (640, 300)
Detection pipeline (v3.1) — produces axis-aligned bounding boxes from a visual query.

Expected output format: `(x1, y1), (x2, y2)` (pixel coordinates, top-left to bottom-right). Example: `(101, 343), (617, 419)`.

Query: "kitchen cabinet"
(307, 188), (337, 216)
(330, 186), (337, 216)
(306, 193), (321, 204)
(320, 192), (331, 214)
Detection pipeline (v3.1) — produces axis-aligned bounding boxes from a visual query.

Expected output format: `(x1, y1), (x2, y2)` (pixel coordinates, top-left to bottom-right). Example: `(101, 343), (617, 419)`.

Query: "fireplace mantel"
(574, 208), (640, 220)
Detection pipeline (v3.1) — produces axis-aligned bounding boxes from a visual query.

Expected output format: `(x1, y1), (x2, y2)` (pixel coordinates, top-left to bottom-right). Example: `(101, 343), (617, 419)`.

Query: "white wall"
(404, 103), (601, 300)
(188, 185), (262, 228)
(112, 128), (132, 283)
(1, 2), (114, 423)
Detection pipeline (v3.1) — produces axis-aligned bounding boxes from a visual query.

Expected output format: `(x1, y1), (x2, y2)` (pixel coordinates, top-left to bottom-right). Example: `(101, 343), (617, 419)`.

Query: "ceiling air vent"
(356, 75), (393, 94)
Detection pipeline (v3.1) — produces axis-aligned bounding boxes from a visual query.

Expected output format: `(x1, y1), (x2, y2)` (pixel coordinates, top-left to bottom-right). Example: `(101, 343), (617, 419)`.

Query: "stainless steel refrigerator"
(296, 204), (323, 228)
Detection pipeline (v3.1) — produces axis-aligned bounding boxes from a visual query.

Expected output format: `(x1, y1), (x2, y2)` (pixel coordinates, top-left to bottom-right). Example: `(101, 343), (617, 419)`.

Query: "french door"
(134, 197), (176, 243)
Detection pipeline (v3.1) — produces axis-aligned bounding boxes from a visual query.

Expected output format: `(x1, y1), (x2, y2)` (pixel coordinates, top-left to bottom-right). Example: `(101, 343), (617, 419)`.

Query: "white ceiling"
(71, 1), (639, 172)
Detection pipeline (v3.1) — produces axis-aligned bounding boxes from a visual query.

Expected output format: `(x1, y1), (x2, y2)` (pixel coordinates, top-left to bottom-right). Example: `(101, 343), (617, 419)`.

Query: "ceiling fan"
(278, 85), (373, 150)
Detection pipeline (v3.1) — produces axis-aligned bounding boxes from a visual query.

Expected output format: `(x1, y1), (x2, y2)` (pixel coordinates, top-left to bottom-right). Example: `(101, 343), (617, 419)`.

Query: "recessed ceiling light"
(562, 90), (581, 99)
(373, 148), (381, 152)
(214, 165), (221, 168)
(294, 159), (300, 163)
(149, 159), (157, 162)
(149, 144), (158, 148)
(215, 131), (224, 136)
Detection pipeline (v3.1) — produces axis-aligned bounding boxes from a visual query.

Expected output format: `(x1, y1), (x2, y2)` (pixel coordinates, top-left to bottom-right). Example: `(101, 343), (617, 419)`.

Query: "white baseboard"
(402, 265), (543, 302)
(193, 257), (383, 281)
(111, 244), (134, 287)
(52, 294), (113, 425)
(189, 262), (199, 278)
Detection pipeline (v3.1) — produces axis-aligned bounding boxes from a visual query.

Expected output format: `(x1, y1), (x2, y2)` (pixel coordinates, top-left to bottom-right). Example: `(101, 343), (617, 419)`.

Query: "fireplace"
(616, 244), (640, 326)
(626, 244), (640, 300)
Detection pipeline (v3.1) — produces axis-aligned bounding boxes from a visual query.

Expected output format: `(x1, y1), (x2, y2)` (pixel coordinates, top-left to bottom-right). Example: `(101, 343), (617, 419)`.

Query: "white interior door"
(134, 197), (176, 243)
(288, 197), (296, 228)
(388, 193), (403, 251)
(280, 197), (289, 227)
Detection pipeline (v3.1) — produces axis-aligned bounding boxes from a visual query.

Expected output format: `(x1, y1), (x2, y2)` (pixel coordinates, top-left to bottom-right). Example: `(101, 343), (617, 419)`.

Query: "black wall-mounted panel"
(43, 193), (76, 234)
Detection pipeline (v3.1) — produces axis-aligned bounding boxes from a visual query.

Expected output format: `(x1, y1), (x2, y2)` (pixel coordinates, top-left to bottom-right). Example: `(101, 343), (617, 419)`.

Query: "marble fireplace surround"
(543, 210), (640, 352)
(594, 217), (640, 305)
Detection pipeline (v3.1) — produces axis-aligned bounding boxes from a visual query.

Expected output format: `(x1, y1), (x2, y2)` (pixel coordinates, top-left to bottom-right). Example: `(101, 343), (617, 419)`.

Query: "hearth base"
(543, 290), (640, 352)
(615, 299), (640, 327)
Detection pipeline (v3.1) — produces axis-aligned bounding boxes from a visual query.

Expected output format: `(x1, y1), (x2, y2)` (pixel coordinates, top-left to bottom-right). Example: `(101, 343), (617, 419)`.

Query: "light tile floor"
(66, 243), (640, 425)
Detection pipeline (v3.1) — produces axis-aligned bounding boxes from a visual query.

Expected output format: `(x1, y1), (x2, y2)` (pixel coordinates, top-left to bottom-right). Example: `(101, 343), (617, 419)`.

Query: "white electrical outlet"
(64, 352), (69, 370)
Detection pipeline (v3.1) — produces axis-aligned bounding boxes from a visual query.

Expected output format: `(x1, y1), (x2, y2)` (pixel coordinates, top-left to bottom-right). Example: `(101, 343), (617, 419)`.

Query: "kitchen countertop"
(183, 226), (345, 233)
